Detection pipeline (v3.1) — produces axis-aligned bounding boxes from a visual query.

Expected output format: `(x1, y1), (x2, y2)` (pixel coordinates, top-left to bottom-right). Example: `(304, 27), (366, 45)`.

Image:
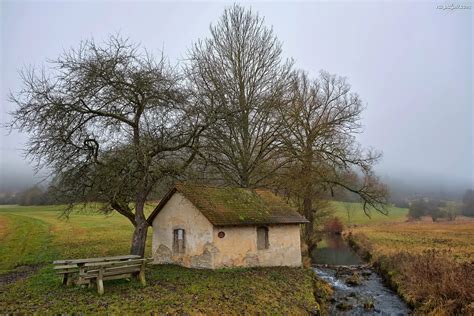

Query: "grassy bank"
(0, 205), (326, 314)
(1, 264), (323, 314)
(346, 219), (474, 315)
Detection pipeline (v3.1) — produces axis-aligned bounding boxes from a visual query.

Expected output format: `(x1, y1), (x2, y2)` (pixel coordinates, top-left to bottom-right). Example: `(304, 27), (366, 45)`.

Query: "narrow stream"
(312, 234), (409, 315)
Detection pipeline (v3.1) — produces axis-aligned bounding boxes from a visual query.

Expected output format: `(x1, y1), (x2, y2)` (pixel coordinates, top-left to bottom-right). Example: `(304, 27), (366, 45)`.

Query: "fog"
(1, 1), (472, 196)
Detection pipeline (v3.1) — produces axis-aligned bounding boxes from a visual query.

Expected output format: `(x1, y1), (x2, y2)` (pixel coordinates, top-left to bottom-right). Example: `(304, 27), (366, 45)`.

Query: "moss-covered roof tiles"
(148, 183), (309, 226)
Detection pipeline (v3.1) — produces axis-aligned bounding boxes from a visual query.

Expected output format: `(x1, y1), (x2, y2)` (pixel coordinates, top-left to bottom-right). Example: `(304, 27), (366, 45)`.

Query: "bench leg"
(138, 263), (146, 286)
(97, 267), (104, 295)
(138, 270), (146, 286)
(62, 273), (68, 286)
(96, 277), (104, 295)
(66, 277), (74, 287)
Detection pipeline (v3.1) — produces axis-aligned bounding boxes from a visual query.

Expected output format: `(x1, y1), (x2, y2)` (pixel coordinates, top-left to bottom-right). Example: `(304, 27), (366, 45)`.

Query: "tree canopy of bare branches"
(277, 71), (388, 249)
(9, 35), (205, 256)
(187, 4), (293, 188)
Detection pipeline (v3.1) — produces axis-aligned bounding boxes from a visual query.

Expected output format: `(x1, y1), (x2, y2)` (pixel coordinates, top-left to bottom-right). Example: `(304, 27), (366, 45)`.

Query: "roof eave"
(213, 220), (310, 227)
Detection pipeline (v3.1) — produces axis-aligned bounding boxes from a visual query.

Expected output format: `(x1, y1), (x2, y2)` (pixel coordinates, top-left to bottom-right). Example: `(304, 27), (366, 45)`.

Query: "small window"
(173, 229), (185, 254)
(257, 226), (269, 250)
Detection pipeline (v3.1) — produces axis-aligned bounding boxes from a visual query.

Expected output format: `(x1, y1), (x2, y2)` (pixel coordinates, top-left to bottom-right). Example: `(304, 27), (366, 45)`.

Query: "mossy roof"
(148, 183), (309, 226)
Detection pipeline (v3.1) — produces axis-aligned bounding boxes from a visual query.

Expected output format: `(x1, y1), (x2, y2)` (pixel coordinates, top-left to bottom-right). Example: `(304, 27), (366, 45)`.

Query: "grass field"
(347, 218), (474, 314)
(0, 204), (324, 314)
(349, 218), (474, 262)
(0, 204), (151, 274)
(2, 202), (471, 314)
(329, 201), (409, 225)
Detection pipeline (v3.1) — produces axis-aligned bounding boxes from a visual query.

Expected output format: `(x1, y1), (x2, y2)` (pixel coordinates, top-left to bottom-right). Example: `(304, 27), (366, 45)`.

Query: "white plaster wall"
(152, 192), (303, 269)
(212, 226), (257, 267)
(256, 224), (302, 267)
(152, 192), (214, 267)
(212, 224), (302, 268)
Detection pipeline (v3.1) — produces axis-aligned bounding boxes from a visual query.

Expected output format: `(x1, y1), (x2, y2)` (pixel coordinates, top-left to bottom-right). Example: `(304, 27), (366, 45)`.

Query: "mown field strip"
(0, 213), (56, 274)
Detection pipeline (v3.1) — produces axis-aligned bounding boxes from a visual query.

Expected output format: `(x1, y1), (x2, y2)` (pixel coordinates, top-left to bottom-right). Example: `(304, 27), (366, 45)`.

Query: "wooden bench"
(53, 255), (143, 292)
(79, 258), (150, 295)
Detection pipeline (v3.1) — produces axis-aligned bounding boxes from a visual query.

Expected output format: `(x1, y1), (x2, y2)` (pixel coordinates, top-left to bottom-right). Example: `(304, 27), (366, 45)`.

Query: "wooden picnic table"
(53, 254), (141, 266)
(53, 255), (141, 286)
(79, 258), (150, 295)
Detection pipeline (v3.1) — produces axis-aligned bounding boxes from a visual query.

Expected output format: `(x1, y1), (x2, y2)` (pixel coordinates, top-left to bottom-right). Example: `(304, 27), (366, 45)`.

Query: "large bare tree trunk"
(130, 219), (148, 257)
(303, 194), (316, 254)
(302, 157), (316, 254)
(130, 199), (149, 257)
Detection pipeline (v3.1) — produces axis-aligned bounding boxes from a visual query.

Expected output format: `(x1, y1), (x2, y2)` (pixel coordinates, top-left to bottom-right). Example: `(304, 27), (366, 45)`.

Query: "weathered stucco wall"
(152, 193), (303, 269)
(152, 192), (216, 268)
(212, 224), (302, 268)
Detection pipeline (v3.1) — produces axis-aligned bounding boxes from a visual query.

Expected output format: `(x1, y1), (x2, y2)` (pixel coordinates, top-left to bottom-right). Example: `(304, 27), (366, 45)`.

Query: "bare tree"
(187, 4), (293, 188)
(8, 35), (205, 256)
(279, 71), (388, 250)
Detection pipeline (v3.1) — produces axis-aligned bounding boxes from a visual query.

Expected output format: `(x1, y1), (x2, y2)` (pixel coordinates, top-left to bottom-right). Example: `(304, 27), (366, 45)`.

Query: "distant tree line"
(0, 186), (52, 206)
(462, 189), (474, 217)
(408, 190), (474, 221)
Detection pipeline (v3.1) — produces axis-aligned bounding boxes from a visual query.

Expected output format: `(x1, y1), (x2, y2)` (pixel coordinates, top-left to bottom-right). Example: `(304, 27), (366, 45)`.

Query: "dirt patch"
(0, 264), (42, 287)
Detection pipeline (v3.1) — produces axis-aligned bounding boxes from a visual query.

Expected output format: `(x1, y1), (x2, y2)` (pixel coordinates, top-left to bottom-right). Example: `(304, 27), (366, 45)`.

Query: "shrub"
(323, 216), (344, 234)
(462, 189), (474, 217)
(408, 199), (428, 219)
(429, 207), (442, 222)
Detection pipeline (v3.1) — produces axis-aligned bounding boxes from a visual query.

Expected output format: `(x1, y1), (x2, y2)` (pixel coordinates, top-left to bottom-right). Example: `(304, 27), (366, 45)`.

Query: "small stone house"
(148, 183), (309, 269)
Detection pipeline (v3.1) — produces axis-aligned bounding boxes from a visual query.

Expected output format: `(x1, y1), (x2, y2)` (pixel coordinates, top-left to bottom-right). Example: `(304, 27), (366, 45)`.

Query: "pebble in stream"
(313, 264), (410, 316)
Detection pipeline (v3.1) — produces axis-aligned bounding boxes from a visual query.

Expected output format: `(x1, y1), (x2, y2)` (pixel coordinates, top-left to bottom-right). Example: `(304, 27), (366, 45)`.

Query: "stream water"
(312, 234), (409, 315)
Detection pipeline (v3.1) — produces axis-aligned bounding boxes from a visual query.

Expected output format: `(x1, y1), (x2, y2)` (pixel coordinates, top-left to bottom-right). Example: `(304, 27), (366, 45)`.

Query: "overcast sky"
(0, 1), (472, 192)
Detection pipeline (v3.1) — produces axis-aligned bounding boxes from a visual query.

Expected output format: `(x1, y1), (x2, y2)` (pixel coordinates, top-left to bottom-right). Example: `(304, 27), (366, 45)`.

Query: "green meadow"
(329, 201), (409, 225)
(0, 204), (152, 274)
(0, 204), (323, 314)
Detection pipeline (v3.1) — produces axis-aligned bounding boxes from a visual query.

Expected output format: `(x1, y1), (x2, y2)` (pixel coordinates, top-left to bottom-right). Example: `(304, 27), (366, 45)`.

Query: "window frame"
(256, 226), (269, 250)
(173, 228), (185, 254)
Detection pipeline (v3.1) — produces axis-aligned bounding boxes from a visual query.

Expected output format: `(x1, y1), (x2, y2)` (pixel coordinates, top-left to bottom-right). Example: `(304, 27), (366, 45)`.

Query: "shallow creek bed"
(313, 264), (409, 315)
(312, 234), (410, 315)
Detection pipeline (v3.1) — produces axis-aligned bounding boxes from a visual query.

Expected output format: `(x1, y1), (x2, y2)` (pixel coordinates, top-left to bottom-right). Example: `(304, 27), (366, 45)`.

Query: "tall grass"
(379, 250), (474, 315)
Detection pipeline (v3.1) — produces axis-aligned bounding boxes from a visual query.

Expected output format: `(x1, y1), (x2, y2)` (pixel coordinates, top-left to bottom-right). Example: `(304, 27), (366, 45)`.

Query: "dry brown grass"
(349, 219), (474, 263)
(377, 250), (474, 315)
(346, 219), (474, 315)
